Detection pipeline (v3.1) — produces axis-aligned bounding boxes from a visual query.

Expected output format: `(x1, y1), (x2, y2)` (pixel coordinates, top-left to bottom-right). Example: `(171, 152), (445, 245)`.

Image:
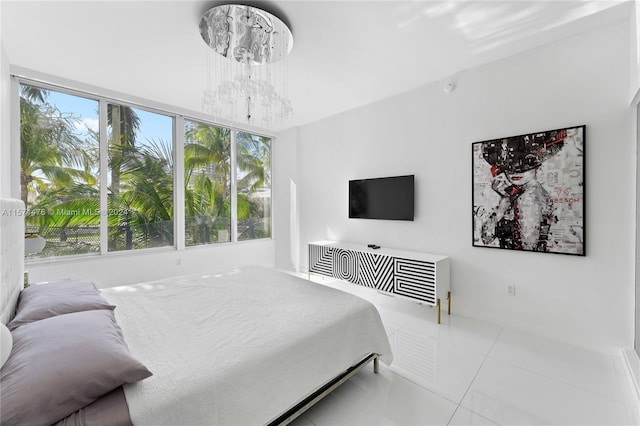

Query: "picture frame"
(472, 125), (585, 256)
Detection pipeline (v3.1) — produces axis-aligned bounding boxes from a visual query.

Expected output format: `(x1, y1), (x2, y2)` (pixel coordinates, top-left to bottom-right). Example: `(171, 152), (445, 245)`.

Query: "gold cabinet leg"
(447, 291), (451, 315)
(436, 298), (441, 324)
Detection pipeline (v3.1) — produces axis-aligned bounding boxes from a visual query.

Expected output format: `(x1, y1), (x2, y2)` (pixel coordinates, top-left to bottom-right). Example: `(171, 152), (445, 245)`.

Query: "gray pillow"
(8, 279), (115, 330)
(53, 388), (133, 426)
(0, 309), (152, 425)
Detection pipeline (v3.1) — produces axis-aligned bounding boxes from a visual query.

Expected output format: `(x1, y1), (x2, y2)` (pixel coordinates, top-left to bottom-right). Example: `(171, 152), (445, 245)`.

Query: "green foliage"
(21, 84), (271, 257)
(20, 87), (96, 210)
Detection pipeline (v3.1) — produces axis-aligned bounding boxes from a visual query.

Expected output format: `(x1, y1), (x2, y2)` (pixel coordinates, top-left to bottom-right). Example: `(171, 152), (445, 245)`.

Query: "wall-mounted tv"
(349, 175), (414, 221)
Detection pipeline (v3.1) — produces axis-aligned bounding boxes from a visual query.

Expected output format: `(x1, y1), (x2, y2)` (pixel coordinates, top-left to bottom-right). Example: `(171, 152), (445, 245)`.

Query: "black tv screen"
(349, 175), (414, 221)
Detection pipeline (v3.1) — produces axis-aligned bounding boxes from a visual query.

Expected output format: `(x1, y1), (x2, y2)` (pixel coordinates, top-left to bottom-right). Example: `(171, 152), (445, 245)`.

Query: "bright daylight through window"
(19, 82), (272, 259)
(184, 120), (231, 246)
(236, 132), (271, 241)
(107, 104), (174, 252)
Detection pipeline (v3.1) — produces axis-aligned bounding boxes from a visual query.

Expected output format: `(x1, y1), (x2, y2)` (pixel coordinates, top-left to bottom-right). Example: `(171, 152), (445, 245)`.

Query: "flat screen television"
(349, 175), (414, 221)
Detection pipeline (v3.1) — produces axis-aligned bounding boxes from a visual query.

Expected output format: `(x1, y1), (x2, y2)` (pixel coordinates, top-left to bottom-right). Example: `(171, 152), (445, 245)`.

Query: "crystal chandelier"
(200, 4), (293, 129)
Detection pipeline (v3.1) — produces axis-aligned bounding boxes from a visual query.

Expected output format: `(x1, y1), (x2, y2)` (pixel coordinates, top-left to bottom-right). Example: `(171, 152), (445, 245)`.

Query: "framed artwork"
(472, 125), (585, 256)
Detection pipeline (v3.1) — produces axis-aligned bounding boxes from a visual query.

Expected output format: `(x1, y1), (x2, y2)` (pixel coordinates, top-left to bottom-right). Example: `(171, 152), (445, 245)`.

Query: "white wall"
(273, 126), (300, 271)
(635, 104), (639, 356)
(0, 9), (12, 197)
(275, 19), (635, 350)
(25, 240), (275, 288)
(0, 2), (3, 195)
(632, 0), (640, 356)
(632, 1), (640, 102)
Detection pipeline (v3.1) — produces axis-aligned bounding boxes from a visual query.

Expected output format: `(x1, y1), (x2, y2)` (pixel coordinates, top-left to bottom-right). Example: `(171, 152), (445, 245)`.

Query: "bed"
(0, 197), (393, 426)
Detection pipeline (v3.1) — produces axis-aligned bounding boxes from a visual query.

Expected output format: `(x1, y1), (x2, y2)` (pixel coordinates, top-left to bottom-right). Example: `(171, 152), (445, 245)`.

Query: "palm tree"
(107, 104), (140, 198)
(20, 85), (102, 256)
(236, 132), (271, 239)
(236, 132), (270, 191)
(20, 86), (95, 208)
(20, 85), (272, 254)
(184, 122), (231, 244)
(117, 138), (174, 248)
(20, 86), (179, 254)
(106, 104), (145, 250)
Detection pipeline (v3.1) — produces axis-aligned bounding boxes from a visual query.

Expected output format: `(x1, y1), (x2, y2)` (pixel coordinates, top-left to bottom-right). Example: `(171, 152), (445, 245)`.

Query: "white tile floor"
(289, 274), (640, 426)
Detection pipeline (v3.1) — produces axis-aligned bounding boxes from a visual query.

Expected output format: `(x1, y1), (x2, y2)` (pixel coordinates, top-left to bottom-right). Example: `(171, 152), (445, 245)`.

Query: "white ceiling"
(0, 0), (631, 132)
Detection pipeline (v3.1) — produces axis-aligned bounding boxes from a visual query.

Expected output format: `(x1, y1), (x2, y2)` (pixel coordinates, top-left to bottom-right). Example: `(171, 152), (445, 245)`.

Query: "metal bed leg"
(373, 356), (379, 374)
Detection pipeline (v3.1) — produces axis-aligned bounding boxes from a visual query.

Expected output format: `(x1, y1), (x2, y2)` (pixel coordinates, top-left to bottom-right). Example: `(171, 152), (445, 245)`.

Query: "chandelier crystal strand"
(200, 4), (293, 129)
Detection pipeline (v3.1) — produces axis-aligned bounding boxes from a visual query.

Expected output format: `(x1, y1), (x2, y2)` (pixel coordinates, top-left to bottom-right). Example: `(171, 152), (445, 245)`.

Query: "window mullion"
(175, 116), (185, 250)
(99, 100), (109, 255)
(10, 78), (21, 198)
(230, 130), (238, 243)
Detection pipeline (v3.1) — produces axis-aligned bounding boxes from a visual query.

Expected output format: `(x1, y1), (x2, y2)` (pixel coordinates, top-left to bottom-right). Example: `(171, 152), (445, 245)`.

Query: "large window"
(107, 104), (174, 251)
(236, 131), (271, 241)
(20, 85), (100, 258)
(184, 120), (231, 246)
(19, 81), (271, 259)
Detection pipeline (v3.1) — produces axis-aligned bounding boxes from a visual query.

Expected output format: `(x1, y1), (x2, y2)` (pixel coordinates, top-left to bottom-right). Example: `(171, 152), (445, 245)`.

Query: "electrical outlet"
(506, 284), (516, 296)
(176, 258), (182, 266)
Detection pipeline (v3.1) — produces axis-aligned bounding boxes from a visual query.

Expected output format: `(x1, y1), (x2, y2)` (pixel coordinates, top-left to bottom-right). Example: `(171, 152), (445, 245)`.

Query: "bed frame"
(0, 198), (25, 325)
(0, 197), (380, 424)
(269, 353), (380, 425)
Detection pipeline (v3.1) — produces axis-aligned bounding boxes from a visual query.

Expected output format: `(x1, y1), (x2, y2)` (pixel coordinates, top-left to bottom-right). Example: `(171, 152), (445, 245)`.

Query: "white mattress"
(102, 265), (393, 425)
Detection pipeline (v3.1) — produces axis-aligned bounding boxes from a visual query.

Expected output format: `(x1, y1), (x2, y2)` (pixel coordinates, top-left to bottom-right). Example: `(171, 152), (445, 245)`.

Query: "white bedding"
(102, 265), (393, 426)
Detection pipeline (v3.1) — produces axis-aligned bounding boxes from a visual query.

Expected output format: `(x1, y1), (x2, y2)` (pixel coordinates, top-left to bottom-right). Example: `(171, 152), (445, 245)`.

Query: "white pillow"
(0, 322), (12, 368)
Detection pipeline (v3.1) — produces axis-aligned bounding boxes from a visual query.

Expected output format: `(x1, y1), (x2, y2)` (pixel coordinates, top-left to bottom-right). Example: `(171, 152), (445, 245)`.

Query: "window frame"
(13, 75), (274, 262)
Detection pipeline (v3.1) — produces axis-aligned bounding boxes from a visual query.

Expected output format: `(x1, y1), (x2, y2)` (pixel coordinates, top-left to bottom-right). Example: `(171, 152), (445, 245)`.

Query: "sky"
(46, 89), (173, 148)
(37, 85), (269, 184)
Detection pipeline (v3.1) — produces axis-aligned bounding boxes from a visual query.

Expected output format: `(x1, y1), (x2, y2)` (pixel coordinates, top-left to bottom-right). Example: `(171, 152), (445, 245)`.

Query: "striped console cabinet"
(308, 241), (451, 323)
